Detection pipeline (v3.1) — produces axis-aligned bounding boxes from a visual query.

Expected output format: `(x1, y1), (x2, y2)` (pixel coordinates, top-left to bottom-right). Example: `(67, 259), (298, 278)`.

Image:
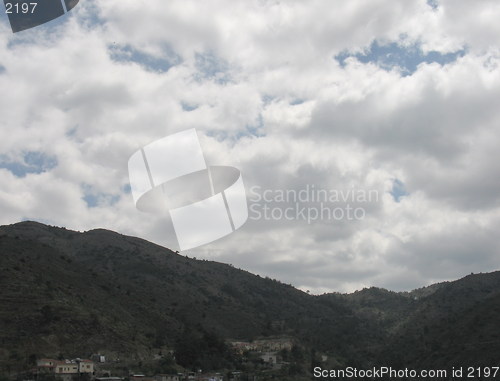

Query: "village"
(29, 337), (307, 381)
(35, 356), (225, 381)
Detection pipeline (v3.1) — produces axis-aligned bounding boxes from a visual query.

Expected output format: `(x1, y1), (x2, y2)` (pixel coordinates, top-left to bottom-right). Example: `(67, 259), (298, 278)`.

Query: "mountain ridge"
(1, 221), (499, 376)
(0, 220), (471, 296)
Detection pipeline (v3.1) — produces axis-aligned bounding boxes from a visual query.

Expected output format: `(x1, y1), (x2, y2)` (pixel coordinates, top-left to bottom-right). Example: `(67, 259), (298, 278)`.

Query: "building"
(92, 354), (106, 363)
(36, 358), (95, 380)
(55, 361), (79, 375)
(37, 359), (57, 373)
(37, 359), (57, 368)
(253, 337), (293, 352)
(260, 352), (277, 365)
(229, 337), (294, 354)
(77, 359), (94, 373)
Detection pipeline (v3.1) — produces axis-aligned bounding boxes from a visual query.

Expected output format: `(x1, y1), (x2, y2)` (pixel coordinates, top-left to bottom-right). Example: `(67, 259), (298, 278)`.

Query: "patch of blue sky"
(206, 115), (266, 143)
(246, 114), (265, 136)
(237, 126), (265, 140)
(109, 44), (181, 73)
(0, 9), (10, 30)
(427, 0), (439, 10)
(0, 151), (57, 177)
(261, 95), (276, 105)
(205, 129), (229, 142)
(390, 178), (409, 202)
(181, 101), (198, 112)
(194, 51), (231, 84)
(262, 95), (306, 106)
(6, 20), (67, 47)
(290, 98), (305, 106)
(205, 127), (263, 143)
(65, 125), (79, 139)
(75, 1), (103, 29)
(0, 64), (5, 74)
(335, 40), (465, 76)
(122, 184), (131, 194)
(82, 184), (120, 208)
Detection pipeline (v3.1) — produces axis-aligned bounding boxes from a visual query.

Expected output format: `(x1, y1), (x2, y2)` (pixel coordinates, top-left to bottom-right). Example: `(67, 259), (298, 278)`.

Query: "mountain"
(377, 271), (500, 368)
(0, 221), (363, 373)
(1, 221), (500, 378)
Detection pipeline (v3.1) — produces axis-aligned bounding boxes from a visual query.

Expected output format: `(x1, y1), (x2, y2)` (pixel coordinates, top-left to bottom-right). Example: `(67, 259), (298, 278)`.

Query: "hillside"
(1, 221), (500, 377)
(0, 222), (367, 371)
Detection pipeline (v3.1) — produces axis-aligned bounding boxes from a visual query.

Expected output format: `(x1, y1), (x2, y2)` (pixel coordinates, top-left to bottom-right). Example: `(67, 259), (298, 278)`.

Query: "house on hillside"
(228, 341), (257, 354)
(253, 337), (293, 352)
(77, 359), (94, 373)
(36, 358), (95, 381)
(229, 337), (293, 354)
(37, 358), (57, 372)
(92, 354), (106, 363)
(37, 359), (57, 367)
(55, 360), (79, 375)
(260, 352), (277, 365)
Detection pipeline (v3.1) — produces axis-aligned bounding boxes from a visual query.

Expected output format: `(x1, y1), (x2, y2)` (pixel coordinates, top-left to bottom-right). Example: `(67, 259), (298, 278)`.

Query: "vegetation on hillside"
(1, 221), (500, 379)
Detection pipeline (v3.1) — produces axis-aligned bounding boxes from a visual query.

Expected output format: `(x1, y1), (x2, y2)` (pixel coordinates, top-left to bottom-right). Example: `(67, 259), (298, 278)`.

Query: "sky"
(1, 0), (500, 293)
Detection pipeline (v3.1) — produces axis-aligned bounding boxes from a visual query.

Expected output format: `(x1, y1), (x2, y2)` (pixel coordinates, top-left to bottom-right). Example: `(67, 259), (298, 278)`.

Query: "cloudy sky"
(1, 0), (500, 293)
